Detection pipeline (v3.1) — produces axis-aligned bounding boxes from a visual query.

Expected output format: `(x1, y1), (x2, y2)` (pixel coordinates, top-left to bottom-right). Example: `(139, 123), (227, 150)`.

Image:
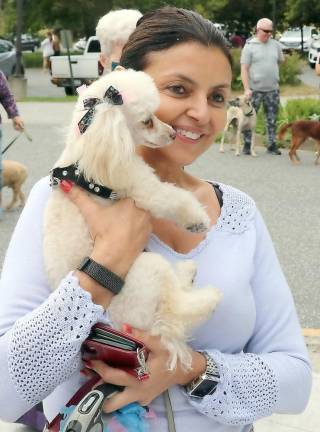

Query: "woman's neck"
(139, 148), (190, 188)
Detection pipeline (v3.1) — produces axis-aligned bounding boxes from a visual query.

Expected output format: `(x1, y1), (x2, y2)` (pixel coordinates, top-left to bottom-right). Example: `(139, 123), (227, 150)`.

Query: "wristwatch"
(186, 351), (220, 399)
(77, 256), (124, 295)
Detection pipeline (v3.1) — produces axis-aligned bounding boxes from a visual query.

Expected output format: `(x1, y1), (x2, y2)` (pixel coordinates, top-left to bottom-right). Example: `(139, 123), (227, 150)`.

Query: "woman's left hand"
(84, 328), (206, 413)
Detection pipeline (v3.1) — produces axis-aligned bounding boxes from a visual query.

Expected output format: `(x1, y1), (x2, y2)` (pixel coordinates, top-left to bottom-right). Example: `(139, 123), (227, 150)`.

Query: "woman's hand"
(83, 328), (207, 412)
(60, 181), (152, 306)
(60, 181), (152, 277)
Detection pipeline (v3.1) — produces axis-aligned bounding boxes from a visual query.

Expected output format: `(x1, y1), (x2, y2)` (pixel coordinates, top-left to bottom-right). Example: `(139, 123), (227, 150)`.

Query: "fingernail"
(122, 323), (132, 334)
(80, 368), (89, 376)
(60, 180), (73, 193)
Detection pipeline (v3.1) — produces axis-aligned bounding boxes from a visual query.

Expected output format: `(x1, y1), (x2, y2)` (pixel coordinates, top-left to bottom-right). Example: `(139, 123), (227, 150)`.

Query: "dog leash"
(1, 129), (32, 155)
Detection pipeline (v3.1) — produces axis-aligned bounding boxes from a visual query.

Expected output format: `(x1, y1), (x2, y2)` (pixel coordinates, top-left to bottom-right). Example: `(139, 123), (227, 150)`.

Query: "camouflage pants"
(243, 89), (280, 149)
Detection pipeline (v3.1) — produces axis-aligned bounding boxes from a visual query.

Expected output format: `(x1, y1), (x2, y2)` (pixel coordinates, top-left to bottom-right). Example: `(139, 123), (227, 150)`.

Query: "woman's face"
(142, 41), (232, 167)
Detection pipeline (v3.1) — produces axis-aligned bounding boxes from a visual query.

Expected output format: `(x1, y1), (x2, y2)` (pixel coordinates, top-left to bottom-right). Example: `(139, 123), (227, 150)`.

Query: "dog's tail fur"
(278, 123), (293, 141)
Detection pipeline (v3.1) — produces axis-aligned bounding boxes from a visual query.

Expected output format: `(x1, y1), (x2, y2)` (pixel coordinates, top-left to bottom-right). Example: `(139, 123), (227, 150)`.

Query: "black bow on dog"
(78, 86), (124, 134)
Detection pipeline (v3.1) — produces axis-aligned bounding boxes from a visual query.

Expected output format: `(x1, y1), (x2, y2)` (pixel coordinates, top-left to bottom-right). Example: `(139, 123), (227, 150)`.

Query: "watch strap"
(78, 256), (124, 295)
(201, 351), (220, 379)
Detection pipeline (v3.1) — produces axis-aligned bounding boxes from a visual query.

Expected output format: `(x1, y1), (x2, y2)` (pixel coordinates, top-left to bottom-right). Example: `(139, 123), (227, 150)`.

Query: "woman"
(41, 31), (54, 71)
(0, 7), (311, 432)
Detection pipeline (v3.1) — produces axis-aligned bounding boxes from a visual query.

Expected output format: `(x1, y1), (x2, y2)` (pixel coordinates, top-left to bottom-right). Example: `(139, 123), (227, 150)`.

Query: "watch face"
(191, 379), (218, 398)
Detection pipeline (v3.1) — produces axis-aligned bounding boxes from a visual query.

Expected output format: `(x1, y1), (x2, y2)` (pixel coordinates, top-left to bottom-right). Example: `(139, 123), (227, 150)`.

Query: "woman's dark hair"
(120, 6), (233, 70)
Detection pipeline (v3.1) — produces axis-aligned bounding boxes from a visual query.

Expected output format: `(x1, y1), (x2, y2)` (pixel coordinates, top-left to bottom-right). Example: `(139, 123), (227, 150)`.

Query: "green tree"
(284, 0), (320, 27)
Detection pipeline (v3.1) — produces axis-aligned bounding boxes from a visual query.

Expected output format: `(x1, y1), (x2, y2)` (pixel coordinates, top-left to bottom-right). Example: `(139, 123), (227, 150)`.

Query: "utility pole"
(9, 0), (27, 99)
(15, 0), (24, 76)
(272, 0), (276, 35)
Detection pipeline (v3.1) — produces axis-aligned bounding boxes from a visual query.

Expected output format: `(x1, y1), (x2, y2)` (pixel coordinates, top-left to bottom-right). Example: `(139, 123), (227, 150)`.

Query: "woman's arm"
(0, 71), (19, 119)
(188, 210), (312, 425)
(0, 178), (151, 421)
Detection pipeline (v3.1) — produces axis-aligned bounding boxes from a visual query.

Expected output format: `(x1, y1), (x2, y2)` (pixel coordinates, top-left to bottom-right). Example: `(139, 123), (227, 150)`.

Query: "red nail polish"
(80, 368), (88, 376)
(60, 180), (73, 193)
(122, 323), (132, 334)
(84, 360), (93, 368)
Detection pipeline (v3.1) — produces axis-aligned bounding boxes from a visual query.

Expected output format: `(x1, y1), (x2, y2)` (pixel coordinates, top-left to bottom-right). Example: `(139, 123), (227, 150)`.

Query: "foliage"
(0, 0), (305, 40)
(230, 48), (242, 90)
(279, 52), (303, 85)
(22, 51), (42, 68)
(284, 0), (320, 27)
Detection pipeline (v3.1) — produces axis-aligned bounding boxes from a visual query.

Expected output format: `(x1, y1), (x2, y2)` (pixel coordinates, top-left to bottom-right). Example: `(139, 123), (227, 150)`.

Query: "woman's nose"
(186, 95), (211, 125)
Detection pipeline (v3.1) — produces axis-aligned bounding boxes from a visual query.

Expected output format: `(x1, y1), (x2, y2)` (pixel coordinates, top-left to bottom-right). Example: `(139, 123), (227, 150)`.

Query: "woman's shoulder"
(211, 181), (257, 234)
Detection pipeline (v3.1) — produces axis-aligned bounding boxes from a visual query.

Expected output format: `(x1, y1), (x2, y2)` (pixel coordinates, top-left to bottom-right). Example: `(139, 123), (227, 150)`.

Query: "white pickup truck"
(50, 36), (103, 95)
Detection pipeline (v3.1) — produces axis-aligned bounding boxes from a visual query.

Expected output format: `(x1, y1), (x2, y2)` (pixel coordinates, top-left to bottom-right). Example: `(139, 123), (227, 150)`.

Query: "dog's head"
(62, 69), (175, 183)
(228, 95), (253, 109)
(76, 69), (175, 148)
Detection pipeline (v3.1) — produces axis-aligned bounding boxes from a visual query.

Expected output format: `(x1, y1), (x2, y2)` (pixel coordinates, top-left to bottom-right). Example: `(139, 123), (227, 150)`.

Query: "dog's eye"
(143, 118), (154, 128)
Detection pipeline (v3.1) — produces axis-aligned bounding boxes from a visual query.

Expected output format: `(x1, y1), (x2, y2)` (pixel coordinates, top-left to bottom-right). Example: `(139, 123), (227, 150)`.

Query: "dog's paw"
(219, 148), (225, 153)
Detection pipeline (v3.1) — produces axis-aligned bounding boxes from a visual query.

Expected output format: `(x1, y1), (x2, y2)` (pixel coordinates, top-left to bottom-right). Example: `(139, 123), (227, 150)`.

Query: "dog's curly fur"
(43, 69), (220, 370)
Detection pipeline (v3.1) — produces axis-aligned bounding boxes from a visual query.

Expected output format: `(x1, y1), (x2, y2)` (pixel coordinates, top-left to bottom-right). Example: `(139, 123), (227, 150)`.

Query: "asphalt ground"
(0, 99), (320, 332)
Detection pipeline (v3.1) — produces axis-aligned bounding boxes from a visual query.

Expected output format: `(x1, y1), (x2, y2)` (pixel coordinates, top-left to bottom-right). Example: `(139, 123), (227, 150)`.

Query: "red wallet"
(82, 323), (150, 380)
(44, 324), (149, 431)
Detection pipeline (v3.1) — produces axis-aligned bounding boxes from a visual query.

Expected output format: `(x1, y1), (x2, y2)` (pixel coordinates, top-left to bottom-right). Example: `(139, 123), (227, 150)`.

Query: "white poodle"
(44, 69), (220, 370)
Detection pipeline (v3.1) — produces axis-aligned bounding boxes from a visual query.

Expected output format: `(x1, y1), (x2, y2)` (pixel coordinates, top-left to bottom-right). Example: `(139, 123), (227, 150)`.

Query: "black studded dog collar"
(50, 164), (117, 199)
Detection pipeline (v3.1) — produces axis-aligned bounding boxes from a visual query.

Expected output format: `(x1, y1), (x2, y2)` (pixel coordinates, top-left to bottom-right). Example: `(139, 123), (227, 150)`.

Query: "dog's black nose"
(170, 131), (177, 139)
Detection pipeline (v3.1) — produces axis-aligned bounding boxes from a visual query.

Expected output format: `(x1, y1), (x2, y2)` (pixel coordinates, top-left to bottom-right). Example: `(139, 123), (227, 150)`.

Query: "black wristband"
(77, 256), (124, 295)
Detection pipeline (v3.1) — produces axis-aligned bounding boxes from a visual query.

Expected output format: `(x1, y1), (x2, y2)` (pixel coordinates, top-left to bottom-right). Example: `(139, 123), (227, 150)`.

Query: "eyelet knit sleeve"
(189, 350), (279, 425)
(7, 273), (104, 408)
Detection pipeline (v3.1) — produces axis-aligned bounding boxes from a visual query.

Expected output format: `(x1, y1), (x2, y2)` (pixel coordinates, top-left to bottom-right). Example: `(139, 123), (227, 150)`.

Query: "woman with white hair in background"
(96, 9), (142, 73)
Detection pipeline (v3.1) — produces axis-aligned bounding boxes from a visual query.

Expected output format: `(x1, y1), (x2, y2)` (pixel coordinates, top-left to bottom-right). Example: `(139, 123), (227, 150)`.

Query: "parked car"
(279, 26), (319, 53)
(73, 37), (87, 51)
(308, 36), (320, 68)
(0, 38), (24, 77)
(15, 33), (40, 52)
(51, 36), (102, 95)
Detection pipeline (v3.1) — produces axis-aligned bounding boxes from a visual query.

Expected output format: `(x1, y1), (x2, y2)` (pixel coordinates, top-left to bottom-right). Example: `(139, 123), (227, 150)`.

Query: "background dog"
(220, 96), (257, 156)
(2, 160), (28, 210)
(278, 120), (320, 164)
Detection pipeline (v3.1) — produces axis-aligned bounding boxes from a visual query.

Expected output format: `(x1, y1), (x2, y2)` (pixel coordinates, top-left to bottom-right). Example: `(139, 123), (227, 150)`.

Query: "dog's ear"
(78, 104), (135, 184)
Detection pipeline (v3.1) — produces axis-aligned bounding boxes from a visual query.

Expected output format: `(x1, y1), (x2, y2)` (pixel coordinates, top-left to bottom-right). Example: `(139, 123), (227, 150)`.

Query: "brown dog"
(278, 120), (320, 164)
(2, 160), (28, 210)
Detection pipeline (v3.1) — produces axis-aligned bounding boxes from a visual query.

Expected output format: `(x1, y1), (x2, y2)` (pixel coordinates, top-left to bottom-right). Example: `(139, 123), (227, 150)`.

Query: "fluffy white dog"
(44, 69), (220, 370)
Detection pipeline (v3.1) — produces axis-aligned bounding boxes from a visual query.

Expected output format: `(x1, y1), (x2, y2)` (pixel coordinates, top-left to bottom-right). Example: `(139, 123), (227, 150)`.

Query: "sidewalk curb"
(303, 329), (320, 353)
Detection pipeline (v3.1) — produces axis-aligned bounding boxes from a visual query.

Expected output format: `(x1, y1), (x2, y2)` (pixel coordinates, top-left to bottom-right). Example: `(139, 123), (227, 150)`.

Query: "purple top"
(0, 70), (19, 125)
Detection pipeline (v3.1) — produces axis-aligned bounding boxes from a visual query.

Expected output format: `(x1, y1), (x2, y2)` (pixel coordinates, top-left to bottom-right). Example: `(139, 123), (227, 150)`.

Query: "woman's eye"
(143, 118), (153, 128)
(210, 93), (226, 105)
(167, 85), (186, 95)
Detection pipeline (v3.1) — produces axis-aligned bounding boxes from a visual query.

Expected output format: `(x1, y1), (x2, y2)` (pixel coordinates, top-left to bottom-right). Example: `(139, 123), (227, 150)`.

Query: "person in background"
(52, 29), (61, 56)
(40, 31), (54, 71)
(0, 70), (24, 219)
(96, 9), (142, 73)
(240, 18), (284, 155)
